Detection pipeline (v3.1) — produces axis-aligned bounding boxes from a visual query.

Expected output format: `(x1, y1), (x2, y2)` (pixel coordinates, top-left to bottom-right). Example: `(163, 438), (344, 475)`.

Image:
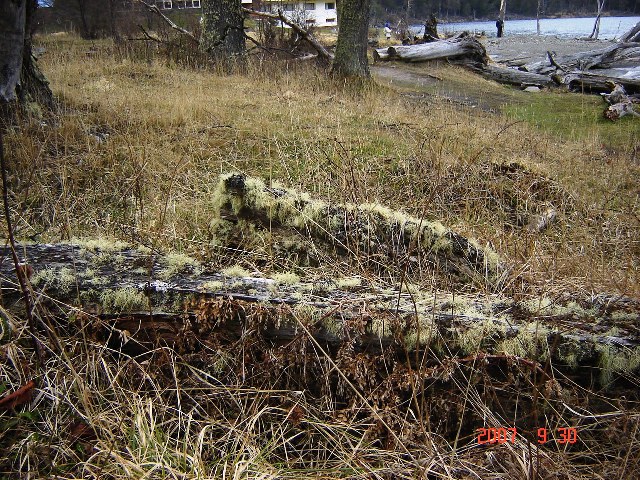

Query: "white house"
(153, 1), (338, 29)
(253, 1), (338, 28)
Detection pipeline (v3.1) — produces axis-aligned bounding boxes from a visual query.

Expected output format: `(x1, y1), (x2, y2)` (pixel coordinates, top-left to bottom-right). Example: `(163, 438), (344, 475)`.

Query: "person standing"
(496, 18), (504, 37)
(384, 22), (392, 41)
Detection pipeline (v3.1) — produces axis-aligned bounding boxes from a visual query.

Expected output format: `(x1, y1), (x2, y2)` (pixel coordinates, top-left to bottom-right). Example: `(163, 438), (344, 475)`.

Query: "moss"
(100, 287), (148, 312)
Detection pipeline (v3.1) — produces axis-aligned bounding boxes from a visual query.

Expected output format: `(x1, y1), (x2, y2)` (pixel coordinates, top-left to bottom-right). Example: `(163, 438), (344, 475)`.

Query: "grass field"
(1, 32), (639, 478)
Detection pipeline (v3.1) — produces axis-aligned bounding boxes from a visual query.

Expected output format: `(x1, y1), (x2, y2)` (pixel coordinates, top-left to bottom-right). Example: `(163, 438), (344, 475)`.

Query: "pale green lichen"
(137, 245), (152, 254)
(212, 174), (501, 281)
(100, 287), (148, 312)
(402, 314), (434, 350)
(497, 323), (551, 361)
(201, 280), (224, 291)
(31, 267), (76, 294)
(272, 272), (300, 285)
(72, 237), (129, 252)
(457, 319), (503, 354)
(221, 265), (250, 277)
(336, 277), (362, 289)
(597, 344), (640, 386)
(159, 253), (201, 280)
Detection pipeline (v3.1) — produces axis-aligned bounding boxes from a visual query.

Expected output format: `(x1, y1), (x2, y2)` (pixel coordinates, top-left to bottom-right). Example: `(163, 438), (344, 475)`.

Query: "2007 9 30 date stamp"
(477, 427), (578, 445)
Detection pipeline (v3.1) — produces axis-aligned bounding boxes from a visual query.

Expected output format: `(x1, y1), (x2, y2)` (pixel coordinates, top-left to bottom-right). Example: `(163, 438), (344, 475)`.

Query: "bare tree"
(332, 0), (372, 79)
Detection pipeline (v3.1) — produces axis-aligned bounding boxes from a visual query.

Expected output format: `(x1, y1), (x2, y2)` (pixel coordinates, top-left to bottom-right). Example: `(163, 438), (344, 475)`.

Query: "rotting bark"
(1, 242), (639, 388)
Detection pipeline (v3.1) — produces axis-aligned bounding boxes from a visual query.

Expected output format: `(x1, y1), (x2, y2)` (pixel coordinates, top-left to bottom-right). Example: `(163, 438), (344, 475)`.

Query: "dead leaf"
(0, 380), (36, 410)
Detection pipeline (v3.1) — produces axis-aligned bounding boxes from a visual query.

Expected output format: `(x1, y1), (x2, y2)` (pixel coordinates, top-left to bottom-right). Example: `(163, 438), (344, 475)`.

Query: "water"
(414, 16), (640, 40)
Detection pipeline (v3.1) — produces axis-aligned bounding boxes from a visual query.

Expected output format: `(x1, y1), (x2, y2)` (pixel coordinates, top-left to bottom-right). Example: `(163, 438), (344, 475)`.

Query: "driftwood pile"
(373, 21), (640, 117)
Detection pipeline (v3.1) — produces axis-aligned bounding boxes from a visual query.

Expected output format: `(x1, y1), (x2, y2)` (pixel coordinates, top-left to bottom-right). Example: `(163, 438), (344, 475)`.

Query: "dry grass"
(1, 32), (639, 478)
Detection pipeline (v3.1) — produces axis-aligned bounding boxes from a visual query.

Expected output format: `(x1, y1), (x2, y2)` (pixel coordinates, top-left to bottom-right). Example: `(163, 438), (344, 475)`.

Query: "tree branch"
(134, 0), (199, 44)
(242, 8), (333, 62)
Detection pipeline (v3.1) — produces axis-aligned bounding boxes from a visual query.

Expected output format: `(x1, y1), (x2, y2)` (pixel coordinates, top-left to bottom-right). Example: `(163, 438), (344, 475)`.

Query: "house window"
(304, 2), (315, 10)
(326, 17), (336, 23)
(325, 2), (335, 9)
(192, 0), (200, 7)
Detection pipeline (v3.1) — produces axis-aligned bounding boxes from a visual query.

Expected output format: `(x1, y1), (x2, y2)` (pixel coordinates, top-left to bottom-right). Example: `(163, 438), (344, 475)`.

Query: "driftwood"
(474, 64), (554, 88)
(524, 42), (640, 75)
(601, 83), (640, 120)
(373, 35), (487, 66)
(620, 21), (640, 43)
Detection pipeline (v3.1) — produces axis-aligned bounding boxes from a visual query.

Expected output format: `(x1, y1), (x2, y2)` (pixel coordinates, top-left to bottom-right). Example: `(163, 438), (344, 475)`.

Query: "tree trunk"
(200, 0), (246, 66)
(0, 0), (53, 116)
(332, 0), (371, 79)
(0, 0), (27, 104)
(498, 0), (507, 37)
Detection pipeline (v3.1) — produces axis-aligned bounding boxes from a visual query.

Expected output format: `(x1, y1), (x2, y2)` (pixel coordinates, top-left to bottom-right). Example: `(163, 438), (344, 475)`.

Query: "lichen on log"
(1, 243), (639, 387)
(213, 173), (503, 287)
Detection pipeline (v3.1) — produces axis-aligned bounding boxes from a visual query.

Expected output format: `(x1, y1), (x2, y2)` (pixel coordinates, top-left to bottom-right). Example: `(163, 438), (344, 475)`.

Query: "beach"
(483, 34), (614, 63)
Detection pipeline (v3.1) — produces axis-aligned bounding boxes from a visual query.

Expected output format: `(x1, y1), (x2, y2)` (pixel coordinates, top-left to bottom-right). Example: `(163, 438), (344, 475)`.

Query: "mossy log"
(1, 243), (639, 386)
(215, 174), (502, 287)
(373, 36), (488, 66)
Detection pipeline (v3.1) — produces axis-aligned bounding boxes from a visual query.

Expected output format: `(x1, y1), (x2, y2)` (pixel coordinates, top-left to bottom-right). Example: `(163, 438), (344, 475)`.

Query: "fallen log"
(474, 64), (554, 88)
(215, 174), (502, 287)
(1, 243), (639, 387)
(558, 71), (640, 93)
(373, 36), (488, 66)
